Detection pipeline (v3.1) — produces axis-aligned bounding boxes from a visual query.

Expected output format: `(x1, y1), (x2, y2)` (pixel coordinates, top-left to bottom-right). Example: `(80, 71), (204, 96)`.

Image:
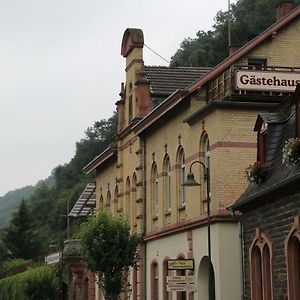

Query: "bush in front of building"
(79, 210), (140, 300)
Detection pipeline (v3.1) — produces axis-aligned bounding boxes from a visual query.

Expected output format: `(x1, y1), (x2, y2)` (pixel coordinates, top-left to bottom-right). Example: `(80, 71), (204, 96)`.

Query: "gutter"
(183, 101), (279, 125)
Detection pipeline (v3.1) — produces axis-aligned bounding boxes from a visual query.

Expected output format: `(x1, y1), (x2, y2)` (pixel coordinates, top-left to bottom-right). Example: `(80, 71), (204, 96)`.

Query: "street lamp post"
(182, 160), (213, 300)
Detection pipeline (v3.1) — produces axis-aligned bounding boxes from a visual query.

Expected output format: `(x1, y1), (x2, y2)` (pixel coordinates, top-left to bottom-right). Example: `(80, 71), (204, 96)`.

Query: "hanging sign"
(167, 275), (195, 292)
(167, 259), (194, 270)
(235, 70), (300, 92)
(45, 251), (62, 265)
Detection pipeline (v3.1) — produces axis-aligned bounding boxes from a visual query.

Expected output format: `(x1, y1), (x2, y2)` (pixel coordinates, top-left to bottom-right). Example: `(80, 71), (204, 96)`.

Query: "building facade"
(231, 87), (300, 300)
(81, 3), (300, 300)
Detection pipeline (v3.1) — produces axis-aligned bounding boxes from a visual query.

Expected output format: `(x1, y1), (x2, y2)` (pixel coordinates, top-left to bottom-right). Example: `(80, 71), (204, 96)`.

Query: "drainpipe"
(239, 216), (245, 299)
(140, 135), (147, 300)
(230, 208), (245, 299)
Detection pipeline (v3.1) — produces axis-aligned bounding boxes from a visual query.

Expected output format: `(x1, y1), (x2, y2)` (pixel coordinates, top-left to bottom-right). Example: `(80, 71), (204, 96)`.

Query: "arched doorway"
(197, 256), (215, 300)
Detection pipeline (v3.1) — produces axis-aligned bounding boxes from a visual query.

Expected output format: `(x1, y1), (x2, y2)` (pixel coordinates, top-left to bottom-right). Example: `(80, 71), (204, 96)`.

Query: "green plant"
(79, 210), (140, 300)
(0, 265), (59, 300)
(2, 258), (31, 273)
(245, 161), (266, 183)
(282, 137), (300, 165)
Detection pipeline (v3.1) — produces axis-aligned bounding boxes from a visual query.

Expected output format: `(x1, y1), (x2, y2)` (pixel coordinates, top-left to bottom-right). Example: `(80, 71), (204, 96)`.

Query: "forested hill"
(0, 186), (36, 228)
(0, 113), (117, 262)
(0, 175), (54, 228)
(170, 0), (300, 67)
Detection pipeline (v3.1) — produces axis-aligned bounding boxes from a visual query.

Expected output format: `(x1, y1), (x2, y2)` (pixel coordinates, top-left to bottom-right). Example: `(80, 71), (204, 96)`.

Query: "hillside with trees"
(171, 0), (300, 67)
(0, 112), (117, 264)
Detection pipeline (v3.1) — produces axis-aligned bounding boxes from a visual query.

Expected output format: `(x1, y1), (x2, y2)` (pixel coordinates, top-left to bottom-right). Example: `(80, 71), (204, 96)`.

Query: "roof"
(231, 86), (300, 211)
(83, 147), (117, 174)
(69, 183), (96, 217)
(144, 66), (210, 95)
(188, 5), (300, 93)
(135, 6), (300, 136)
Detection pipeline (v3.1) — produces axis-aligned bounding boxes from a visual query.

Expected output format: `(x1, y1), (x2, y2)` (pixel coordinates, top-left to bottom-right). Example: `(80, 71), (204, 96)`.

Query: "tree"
(170, 0), (300, 67)
(79, 210), (140, 300)
(4, 200), (41, 259)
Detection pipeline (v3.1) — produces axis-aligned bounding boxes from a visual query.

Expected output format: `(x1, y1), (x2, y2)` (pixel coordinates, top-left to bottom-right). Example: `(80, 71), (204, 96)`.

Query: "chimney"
(276, 1), (295, 21)
(229, 44), (240, 56)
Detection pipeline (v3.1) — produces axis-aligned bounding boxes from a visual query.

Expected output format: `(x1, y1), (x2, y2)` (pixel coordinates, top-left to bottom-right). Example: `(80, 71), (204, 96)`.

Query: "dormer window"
(258, 121), (268, 164)
(248, 58), (267, 70)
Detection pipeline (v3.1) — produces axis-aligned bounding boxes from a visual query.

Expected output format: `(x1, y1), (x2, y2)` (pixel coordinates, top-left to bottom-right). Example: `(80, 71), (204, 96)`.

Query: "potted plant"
(245, 162), (266, 184)
(282, 137), (300, 165)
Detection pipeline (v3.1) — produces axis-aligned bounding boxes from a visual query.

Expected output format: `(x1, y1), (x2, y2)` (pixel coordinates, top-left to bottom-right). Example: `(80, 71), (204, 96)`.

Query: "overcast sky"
(0, 0), (233, 196)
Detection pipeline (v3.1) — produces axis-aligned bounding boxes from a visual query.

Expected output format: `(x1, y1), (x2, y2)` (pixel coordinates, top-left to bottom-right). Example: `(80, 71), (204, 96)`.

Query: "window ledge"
(152, 215), (158, 221)
(178, 204), (186, 212)
(164, 210), (171, 216)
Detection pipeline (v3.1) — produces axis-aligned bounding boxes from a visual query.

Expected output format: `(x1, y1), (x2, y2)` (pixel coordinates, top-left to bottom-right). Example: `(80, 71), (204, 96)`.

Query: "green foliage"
(1, 259), (31, 273)
(0, 265), (59, 300)
(79, 210), (140, 300)
(0, 175), (54, 229)
(0, 238), (10, 268)
(0, 112), (118, 262)
(170, 0), (300, 67)
(3, 200), (43, 260)
(0, 186), (36, 228)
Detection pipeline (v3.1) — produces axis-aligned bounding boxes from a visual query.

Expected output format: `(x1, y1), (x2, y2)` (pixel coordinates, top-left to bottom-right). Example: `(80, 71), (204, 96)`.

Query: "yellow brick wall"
(96, 162), (118, 213)
(237, 19), (300, 66)
(124, 48), (144, 126)
(143, 100), (262, 233)
(117, 131), (144, 234)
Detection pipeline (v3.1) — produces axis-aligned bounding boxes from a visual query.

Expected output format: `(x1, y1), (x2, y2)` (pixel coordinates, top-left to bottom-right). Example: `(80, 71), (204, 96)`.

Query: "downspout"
(238, 215), (245, 299)
(230, 208), (245, 299)
(140, 135), (147, 300)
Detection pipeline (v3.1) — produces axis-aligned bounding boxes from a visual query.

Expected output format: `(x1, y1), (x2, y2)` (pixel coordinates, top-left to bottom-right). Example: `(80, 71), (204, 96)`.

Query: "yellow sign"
(167, 259), (194, 270)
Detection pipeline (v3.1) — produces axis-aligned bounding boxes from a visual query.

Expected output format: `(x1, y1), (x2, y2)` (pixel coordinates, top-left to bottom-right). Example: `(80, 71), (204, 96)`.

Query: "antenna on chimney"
(228, 0), (231, 47)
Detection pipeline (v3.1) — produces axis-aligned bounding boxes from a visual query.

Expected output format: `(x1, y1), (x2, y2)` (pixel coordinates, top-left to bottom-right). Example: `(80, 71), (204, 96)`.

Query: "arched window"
(258, 121), (267, 164)
(163, 155), (172, 212)
(285, 216), (300, 300)
(151, 261), (159, 300)
(126, 177), (131, 220)
(203, 134), (210, 198)
(200, 133), (210, 213)
(177, 147), (186, 205)
(132, 173), (137, 229)
(106, 190), (111, 210)
(250, 229), (273, 300)
(151, 163), (159, 216)
(128, 95), (133, 123)
(99, 194), (104, 210)
(163, 258), (171, 300)
(114, 185), (118, 214)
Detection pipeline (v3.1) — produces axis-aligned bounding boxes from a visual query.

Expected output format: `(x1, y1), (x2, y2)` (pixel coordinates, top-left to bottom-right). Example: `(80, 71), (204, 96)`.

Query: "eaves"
(83, 147), (117, 175)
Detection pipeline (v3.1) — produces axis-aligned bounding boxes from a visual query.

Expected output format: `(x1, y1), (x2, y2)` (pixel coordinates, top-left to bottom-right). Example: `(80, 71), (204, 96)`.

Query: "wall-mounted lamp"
(182, 160), (214, 300)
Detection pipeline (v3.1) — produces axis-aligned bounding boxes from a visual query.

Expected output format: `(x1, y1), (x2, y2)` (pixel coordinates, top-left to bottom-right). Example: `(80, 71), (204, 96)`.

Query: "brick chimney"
(276, 1), (295, 21)
(229, 44), (240, 56)
(119, 28), (151, 127)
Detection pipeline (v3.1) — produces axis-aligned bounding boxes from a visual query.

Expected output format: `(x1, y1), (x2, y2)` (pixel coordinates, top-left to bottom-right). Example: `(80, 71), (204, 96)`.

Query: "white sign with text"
(235, 70), (300, 92)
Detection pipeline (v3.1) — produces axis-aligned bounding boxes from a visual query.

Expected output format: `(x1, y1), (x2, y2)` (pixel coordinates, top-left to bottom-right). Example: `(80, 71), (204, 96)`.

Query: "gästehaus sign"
(235, 70), (300, 92)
